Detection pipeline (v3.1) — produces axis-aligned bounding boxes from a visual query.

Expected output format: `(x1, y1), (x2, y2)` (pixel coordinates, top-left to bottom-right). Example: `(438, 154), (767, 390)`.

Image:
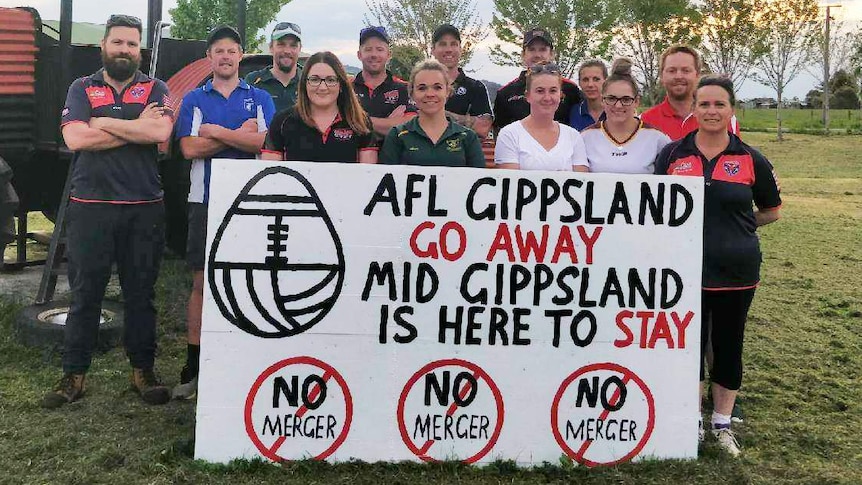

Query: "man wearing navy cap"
(431, 24), (493, 139)
(245, 22), (303, 113)
(353, 26), (415, 135)
(172, 25), (275, 400)
(493, 27), (583, 132)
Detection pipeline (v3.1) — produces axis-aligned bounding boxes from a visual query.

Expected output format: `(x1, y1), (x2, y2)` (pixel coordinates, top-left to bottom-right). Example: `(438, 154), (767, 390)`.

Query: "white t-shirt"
(494, 120), (589, 171)
(580, 120), (671, 174)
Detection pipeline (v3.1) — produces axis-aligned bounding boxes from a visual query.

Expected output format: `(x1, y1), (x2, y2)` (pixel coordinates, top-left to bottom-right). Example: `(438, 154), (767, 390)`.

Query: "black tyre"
(14, 300), (124, 352)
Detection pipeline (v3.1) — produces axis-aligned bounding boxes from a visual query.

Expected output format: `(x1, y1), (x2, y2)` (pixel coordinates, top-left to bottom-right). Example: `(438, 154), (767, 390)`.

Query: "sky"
(4, 0), (861, 100)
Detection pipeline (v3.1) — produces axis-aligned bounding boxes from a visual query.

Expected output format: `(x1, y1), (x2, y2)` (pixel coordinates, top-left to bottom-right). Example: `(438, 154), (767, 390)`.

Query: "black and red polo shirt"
(447, 68), (492, 118)
(654, 131), (782, 290)
(352, 71), (416, 118)
(262, 107), (380, 162)
(492, 70), (582, 132)
(60, 69), (171, 203)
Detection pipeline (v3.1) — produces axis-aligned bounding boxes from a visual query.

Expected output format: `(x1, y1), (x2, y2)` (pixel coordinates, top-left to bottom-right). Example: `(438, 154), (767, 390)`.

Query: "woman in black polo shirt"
(379, 59), (485, 167)
(262, 51), (378, 163)
(654, 75), (781, 457)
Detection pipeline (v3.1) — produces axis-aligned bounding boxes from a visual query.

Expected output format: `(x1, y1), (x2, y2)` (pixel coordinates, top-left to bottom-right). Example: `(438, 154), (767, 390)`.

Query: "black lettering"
(600, 376), (627, 411)
(560, 179), (583, 223)
(363, 173), (400, 216)
(405, 173), (424, 217)
(599, 268), (625, 308)
(540, 179), (560, 222)
(301, 374), (327, 410)
(661, 269), (683, 308)
(393, 306), (417, 343)
(488, 307), (509, 345)
(460, 263), (488, 304)
(416, 263), (438, 303)
(361, 261), (396, 301)
(629, 268), (656, 308)
(428, 175), (447, 216)
(570, 310), (597, 347)
(509, 264), (531, 305)
(639, 182), (664, 225)
(452, 372), (478, 406)
(438, 306), (463, 344)
(579, 267), (597, 307)
(516, 179), (537, 220)
(584, 181), (605, 224)
(513, 308), (531, 345)
(607, 182), (633, 224)
(545, 309), (571, 347)
(669, 183), (693, 227)
(466, 177), (495, 220)
(576, 376), (600, 408)
(466, 307), (483, 345)
(533, 264), (553, 306)
(272, 375), (299, 408)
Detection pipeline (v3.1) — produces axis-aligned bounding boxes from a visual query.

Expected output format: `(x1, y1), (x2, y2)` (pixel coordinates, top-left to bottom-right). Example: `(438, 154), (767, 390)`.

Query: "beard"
(276, 57), (295, 73)
(102, 51), (139, 82)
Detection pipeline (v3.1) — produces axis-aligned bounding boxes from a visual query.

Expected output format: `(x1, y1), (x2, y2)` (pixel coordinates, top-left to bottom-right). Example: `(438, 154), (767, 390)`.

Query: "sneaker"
(172, 366), (198, 400)
(698, 418), (705, 443)
(130, 368), (171, 405)
(40, 373), (86, 409)
(731, 402), (745, 423)
(712, 426), (741, 457)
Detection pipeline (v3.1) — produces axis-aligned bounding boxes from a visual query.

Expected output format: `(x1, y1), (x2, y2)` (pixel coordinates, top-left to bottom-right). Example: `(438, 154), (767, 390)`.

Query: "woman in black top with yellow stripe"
(379, 60), (485, 168)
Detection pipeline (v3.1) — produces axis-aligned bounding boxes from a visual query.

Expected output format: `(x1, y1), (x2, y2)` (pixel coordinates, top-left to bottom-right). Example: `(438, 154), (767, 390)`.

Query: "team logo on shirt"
(130, 86), (146, 99)
(507, 94), (525, 102)
(671, 161), (693, 174)
(723, 160), (740, 176)
(333, 128), (354, 141)
(244, 98), (255, 112)
(383, 90), (400, 104)
(446, 139), (462, 152)
(455, 86), (467, 96)
(87, 87), (107, 99)
(61, 107), (69, 117)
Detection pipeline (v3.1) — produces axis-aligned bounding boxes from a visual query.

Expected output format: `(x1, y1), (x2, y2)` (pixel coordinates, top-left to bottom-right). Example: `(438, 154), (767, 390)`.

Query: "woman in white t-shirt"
(494, 63), (589, 172)
(580, 59), (670, 174)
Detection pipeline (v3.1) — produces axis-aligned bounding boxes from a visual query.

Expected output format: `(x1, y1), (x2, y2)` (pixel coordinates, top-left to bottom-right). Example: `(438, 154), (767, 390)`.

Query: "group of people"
(42, 13), (781, 460)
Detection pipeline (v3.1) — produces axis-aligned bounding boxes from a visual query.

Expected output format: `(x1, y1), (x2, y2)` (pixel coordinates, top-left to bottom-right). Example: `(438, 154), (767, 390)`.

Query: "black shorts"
(186, 202), (207, 271)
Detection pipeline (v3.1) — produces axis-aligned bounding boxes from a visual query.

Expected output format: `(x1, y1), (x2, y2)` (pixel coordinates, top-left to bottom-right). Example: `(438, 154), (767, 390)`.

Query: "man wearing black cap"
(42, 14), (174, 408)
(172, 25), (275, 400)
(431, 24), (493, 139)
(353, 26), (415, 136)
(245, 22), (303, 113)
(493, 27), (582, 132)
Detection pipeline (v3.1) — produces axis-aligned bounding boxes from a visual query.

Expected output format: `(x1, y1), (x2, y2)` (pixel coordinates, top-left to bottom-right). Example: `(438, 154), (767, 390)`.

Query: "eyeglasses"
(527, 62), (561, 75)
(602, 95), (636, 106)
(360, 26), (388, 38)
(307, 75), (339, 87)
(273, 22), (301, 34)
(107, 14), (142, 29)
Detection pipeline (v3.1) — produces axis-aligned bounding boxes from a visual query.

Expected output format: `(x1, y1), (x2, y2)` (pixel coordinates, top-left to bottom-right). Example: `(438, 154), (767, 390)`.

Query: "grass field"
(1, 132), (860, 484)
(734, 109), (862, 134)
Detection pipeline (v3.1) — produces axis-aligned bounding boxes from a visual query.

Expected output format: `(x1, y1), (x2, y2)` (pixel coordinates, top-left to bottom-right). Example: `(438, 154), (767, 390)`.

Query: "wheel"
(14, 300), (124, 352)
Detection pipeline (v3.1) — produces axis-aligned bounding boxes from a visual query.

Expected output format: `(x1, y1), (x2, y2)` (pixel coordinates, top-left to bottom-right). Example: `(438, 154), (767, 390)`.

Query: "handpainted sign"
(195, 160), (703, 466)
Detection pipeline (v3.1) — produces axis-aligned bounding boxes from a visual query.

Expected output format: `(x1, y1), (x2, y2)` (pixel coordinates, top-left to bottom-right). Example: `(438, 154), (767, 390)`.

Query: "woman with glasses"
(494, 62), (589, 172)
(379, 59), (485, 167)
(262, 51), (378, 163)
(580, 59), (670, 174)
(655, 75), (781, 456)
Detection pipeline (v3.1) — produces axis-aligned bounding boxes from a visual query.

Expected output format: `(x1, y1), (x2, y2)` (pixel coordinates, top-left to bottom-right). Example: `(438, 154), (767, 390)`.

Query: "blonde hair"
(407, 59), (452, 99)
(296, 51), (371, 135)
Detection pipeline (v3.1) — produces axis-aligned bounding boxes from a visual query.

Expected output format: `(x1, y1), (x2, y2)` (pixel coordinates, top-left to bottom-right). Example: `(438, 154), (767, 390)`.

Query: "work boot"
(41, 373), (86, 409)
(130, 368), (170, 405)
(172, 365), (198, 400)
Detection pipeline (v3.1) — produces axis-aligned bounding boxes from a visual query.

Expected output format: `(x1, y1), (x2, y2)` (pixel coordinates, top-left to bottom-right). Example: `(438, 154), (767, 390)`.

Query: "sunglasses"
(602, 95), (637, 106)
(360, 26), (388, 38)
(273, 22), (301, 34)
(107, 14), (142, 28)
(527, 63), (561, 75)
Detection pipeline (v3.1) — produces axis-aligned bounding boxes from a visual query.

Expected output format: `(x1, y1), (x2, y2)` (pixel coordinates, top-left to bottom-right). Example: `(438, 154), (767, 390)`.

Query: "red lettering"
(635, 311), (653, 349)
(551, 226), (577, 264)
(439, 221), (466, 262)
(514, 224), (549, 263)
(485, 223), (515, 262)
(647, 312), (674, 349)
(671, 311), (694, 349)
(614, 310), (634, 348)
(409, 221), (437, 259)
(577, 226), (603, 265)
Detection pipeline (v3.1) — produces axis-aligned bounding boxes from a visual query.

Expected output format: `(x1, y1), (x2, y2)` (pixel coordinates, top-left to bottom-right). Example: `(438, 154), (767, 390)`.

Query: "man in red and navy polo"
(353, 26), (416, 136)
(43, 14), (174, 409)
(641, 45), (740, 141)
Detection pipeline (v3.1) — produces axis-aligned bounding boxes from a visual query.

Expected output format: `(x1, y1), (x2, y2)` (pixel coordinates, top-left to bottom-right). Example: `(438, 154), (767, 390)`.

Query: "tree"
(611, 0), (701, 105)
(170, 0), (293, 51)
(387, 44), (426, 80)
(697, 0), (769, 91)
(364, 0), (487, 66)
(751, 0), (819, 141)
(807, 17), (858, 130)
(489, 0), (619, 78)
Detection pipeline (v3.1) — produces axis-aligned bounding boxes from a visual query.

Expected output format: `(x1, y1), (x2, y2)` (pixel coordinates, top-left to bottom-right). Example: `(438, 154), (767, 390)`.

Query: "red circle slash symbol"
(397, 359), (504, 464)
(244, 356), (353, 461)
(550, 362), (655, 467)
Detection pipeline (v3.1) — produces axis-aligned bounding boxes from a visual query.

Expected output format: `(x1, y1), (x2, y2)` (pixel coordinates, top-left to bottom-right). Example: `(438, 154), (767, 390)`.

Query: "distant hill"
(344, 64), (361, 75)
(481, 79), (502, 106)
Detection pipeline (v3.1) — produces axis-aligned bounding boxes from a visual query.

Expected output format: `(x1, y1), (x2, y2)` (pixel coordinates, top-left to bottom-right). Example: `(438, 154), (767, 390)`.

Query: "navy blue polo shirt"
(353, 71), (417, 118)
(654, 132), (782, 290)
(61, 69), (171, 203)
(175, 79), (275, 204)
(569, 99), (606, 131)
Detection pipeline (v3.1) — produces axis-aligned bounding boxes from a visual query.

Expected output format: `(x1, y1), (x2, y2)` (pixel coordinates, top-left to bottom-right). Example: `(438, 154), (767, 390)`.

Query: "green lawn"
(1, 132), (860, 484)
(736, 108), (862, 134)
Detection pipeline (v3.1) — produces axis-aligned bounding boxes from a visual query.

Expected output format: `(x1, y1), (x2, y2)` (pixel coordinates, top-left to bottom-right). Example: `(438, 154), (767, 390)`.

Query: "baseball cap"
(432, 24), (461, 44)
(271, 22), (301, 42)
(359, 26), (389, 44)
(207, 25), (242, 47)
(523, 27), (553, 49)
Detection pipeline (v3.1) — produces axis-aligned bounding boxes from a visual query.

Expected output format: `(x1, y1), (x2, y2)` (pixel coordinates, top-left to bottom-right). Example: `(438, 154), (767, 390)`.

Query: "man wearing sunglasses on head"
(493, 28), (582, 134)
(173, 25), (275, 401)
(245, 22), (303, 113)
(353, 26), (416, 136)
(43, 14), (174, 409)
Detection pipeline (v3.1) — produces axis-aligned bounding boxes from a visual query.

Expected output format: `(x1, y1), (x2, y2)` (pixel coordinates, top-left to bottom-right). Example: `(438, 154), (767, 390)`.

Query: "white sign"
(195, 160), (704, 467)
